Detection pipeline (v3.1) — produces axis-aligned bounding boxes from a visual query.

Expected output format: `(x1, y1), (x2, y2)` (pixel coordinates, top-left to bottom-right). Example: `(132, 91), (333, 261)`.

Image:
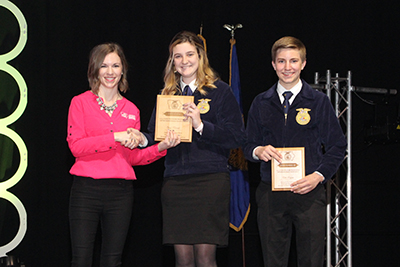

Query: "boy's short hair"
(271, 36), (306, 62)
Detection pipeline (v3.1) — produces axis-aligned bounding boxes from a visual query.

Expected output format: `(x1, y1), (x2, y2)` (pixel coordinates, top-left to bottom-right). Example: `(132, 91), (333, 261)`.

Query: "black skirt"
(161, 172), (230, 246)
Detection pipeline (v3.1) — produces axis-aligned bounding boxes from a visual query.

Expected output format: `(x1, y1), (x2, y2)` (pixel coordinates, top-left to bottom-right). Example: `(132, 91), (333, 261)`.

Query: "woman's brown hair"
(87, 43), (129, 94)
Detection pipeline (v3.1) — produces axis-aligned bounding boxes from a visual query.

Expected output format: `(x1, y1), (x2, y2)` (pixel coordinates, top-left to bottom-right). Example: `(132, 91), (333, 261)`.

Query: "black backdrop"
(1, 0), (399, 266)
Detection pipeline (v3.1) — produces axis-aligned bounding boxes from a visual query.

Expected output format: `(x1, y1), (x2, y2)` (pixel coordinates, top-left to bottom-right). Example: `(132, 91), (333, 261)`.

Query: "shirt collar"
(276, 79), (302, 104)
(180, 78), (197, 94)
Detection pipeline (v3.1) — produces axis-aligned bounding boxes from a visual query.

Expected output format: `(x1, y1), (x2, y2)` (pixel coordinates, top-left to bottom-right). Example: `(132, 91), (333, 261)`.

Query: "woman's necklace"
(95, 94), (119, 115)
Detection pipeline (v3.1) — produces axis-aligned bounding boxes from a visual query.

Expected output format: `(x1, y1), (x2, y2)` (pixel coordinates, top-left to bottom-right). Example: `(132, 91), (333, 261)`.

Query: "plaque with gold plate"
(155, 95), (194, 142)
(271, 147), (305, 191)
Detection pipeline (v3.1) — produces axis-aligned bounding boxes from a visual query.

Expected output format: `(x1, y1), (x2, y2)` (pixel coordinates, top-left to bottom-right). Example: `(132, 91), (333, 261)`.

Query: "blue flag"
(197, 33), (207, 52)
(228, 39), (250, 232)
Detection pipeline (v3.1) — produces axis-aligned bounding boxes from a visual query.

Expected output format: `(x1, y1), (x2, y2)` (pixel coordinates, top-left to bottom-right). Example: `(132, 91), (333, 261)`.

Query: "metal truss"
(311, 70), (353, 267)
(311, 70), (397, 266)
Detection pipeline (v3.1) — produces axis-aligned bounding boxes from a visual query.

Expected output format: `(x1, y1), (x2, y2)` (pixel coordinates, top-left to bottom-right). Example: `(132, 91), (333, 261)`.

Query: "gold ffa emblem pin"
(296, 108), (311, 125)
(197, 98), (211, 114)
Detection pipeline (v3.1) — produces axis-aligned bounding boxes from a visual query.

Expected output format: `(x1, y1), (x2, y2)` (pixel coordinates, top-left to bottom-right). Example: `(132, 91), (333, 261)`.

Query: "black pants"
(256, 181), (326, 267)
(69, 176), (133, 267)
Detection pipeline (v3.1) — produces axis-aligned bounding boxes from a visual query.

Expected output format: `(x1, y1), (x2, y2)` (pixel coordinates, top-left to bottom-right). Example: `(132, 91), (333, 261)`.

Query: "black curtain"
(1, 0), (399, 266)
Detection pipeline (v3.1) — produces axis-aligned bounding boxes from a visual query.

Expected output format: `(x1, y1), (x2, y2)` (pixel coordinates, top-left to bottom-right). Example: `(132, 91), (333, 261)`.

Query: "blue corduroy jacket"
(244, 80), (347, 183)
(146, 80), (246, 178)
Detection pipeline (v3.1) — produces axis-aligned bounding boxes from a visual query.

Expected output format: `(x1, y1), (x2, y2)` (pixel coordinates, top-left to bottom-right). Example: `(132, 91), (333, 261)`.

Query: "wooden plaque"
(271, 147), (305, 191)
(155, 95), (194, 142)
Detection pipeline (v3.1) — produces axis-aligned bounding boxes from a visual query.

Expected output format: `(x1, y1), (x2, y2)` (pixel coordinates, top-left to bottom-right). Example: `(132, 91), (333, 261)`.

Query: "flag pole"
(223, 23), (243, 39)
(197, 23), (207, 52)
(224, 23), (247, 267)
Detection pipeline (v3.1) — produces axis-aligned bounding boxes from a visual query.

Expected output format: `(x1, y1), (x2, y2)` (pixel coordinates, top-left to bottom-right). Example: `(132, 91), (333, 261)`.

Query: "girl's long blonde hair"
(161, 31), (218, 95)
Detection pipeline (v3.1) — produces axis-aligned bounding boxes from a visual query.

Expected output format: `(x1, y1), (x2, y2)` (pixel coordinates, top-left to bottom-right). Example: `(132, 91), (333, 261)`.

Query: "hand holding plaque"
(155, 95), (194, 142)
(271, 147), (305, 191)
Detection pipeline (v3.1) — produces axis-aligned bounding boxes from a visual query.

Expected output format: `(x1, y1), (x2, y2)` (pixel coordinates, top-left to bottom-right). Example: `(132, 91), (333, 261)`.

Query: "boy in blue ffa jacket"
(244, 36), (346, 267)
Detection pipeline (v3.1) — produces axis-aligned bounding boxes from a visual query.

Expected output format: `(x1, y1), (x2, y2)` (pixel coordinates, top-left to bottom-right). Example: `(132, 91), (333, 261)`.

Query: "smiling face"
(172, 42), (199, 84)
(98, 52), (123, 91)
(272, 48), (306, 90)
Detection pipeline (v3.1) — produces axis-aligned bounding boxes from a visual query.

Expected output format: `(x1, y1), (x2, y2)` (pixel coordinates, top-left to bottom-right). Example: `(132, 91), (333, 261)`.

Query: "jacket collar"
(263, 79), (316, 101)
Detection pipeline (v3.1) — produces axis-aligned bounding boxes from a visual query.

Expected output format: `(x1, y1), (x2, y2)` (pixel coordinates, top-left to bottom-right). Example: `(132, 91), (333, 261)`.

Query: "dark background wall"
(1, 0), (399, 266)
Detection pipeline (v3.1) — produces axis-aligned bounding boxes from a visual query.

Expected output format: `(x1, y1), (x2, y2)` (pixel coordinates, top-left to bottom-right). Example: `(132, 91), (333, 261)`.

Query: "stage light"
(0, 255), (25, 267)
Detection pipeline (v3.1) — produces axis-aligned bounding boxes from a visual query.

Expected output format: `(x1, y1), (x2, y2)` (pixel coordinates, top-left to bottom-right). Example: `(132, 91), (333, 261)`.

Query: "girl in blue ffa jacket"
(244, 36), (346, 267)
(139, 31), (246, 267)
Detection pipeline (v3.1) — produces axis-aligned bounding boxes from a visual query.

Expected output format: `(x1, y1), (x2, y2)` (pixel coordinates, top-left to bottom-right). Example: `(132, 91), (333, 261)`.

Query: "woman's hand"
(158, 130), (181, 152)
(126, 128), (146, 146)
(114, 130), (139, 149)
(183, 102), (202, 129)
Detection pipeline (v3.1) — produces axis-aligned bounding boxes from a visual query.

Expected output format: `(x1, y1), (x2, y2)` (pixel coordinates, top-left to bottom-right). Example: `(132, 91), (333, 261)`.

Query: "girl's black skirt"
(161, 172), (230, 247)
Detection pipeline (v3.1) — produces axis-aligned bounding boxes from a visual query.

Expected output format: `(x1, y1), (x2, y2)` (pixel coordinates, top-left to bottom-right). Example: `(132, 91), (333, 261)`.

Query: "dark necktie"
(283, 91), (293, 120)
(183, 85), (192, 96)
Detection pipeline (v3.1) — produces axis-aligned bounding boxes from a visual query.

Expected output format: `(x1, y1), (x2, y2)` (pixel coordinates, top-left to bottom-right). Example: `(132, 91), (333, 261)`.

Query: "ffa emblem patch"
(197, 98), (211, 114)
(296, 108), (311, 125)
